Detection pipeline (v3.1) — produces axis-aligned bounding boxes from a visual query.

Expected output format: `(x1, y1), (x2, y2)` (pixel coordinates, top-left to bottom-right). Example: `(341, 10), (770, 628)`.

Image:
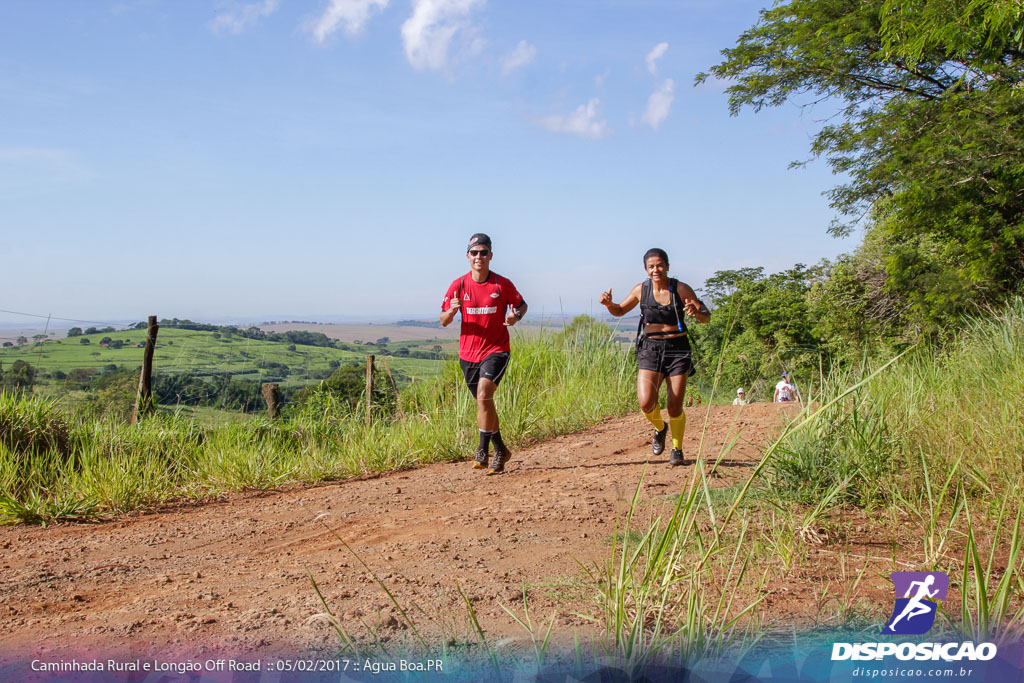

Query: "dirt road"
(0, 404), (796, 662)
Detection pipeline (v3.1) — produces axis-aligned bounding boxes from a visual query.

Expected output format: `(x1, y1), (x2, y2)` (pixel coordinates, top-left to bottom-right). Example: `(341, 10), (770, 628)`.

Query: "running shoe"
(652, 425), (668, 456)
(669, 449), (686, 467)
(487, 445), (511, 475)
(473, 448), (489, 470)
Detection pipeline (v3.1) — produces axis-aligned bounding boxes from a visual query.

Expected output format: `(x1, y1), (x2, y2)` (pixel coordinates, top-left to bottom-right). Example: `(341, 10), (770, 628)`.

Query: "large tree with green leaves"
(702, 0), (1024, 333)
(691, 265), (825, 396)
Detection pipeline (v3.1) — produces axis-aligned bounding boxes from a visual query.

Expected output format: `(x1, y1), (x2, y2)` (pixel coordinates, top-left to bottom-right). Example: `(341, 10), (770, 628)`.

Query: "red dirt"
(0, 403), (898, 664)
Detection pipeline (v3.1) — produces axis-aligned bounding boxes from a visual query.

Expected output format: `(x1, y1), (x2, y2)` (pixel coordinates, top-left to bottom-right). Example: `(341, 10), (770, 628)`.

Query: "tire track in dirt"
(0, 404), (786, 661)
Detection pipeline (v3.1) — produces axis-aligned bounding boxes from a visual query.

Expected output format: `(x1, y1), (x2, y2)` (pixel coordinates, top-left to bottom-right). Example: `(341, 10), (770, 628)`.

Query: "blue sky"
(1, 0), (857, 325)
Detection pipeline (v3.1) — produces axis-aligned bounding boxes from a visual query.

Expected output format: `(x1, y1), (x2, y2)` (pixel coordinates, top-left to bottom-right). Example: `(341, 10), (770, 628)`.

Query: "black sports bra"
(639, 279), (688, 334)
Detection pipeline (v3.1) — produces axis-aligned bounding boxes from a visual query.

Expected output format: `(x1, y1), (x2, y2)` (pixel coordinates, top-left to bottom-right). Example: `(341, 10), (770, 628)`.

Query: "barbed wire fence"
(0, 307), (450, 421)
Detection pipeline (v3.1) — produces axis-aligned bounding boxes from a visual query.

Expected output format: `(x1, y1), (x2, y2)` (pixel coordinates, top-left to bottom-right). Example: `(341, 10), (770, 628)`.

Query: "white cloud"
(210, 0), (279, 35)
(500, 40), (537, 76)
(641, 78), (675, 130)
(645, 41), (668, 75)
(310, 0), (389, 44)
(401, 0), (484, 71)
(539, 99), (610, 139)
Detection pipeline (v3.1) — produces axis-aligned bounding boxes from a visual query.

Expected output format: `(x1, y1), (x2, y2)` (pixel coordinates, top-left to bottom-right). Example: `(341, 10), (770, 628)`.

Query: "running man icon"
(882, 571), (949, 635)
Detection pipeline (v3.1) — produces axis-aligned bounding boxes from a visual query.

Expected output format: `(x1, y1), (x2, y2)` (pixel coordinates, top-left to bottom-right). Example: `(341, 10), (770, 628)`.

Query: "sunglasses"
(468, 249), (490, 256)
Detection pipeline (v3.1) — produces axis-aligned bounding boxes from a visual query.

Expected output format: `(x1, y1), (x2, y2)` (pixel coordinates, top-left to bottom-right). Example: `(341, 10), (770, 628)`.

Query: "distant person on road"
(599, 248), (710, 467)
(733, 387), (749, 405)
(774, 372), (800, 403)
(440, 233), (527, 475)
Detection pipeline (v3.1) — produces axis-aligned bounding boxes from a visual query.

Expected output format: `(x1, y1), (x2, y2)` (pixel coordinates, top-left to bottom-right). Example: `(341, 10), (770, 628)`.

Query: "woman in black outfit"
(599, 248), (710, 466)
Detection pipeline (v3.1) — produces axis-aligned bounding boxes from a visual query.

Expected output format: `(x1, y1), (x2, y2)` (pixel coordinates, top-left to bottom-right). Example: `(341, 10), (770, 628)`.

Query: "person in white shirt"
(774, 372), (800, 403)
(733, 387), (749, 405)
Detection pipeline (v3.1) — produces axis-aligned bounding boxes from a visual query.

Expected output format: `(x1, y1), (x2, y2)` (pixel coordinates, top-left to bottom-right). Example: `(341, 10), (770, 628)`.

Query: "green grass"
(0, 320), (637, 524)
(768, 296), (1024, 511)
(757, 297), (1024, 642)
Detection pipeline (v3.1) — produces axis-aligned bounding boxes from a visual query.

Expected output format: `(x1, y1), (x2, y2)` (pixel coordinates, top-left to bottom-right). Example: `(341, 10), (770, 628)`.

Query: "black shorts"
(460, 352), (511, 398)
(636, 335), (695, 378)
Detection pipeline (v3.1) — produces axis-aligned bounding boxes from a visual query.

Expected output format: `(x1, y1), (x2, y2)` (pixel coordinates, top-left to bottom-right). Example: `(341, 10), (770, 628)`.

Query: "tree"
(67, 327), (83, 337)
(294, 363), (394, 412)
(1, 360), (37, 392)
(79, 337), (91, 345)
(690, 266), (825, 391)
(83, 368), (138, 421)
(704, 0), (1024, 332)
(16, 336), (27, 347)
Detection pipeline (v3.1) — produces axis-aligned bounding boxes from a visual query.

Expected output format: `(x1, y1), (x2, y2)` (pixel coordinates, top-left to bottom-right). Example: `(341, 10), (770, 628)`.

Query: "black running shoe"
(487, 445), (511, 475)
(652, 425), (668, 456)
(473, 448), (489, 470)
(669, 449), (686, 467)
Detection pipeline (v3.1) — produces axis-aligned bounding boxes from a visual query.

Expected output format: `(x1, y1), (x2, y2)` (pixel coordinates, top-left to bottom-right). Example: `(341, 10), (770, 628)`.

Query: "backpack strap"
(668, 278), (684, 333)
(457, 275), (466, 312)
(635, 280), (650, 346)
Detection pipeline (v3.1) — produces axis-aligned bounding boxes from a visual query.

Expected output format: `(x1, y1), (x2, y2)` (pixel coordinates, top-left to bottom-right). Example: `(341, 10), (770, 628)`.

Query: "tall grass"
(765, 297), (1024, 641)
(768, 296), (1024, 509)
(585, 471), (766, 674)
(0, 322), (637, 524)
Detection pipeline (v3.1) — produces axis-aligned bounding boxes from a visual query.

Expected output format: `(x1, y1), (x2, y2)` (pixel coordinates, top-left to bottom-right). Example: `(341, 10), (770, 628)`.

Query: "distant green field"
(0, 328), (445, 389)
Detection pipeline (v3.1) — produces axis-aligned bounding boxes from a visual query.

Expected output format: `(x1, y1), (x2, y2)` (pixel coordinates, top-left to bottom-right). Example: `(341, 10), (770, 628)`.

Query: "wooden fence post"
(131, 315), (159, 425)
(261, 383), (281, 419)
(365, 355), (375, 423)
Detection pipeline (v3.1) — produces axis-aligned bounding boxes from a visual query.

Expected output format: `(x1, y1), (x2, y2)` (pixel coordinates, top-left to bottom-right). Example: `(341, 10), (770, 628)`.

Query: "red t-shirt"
(442, 271), (525, 362)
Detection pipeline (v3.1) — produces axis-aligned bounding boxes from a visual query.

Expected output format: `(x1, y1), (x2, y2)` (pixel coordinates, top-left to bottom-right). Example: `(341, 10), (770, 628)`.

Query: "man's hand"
(504, 307), (519, 327)
(599, 288), (612, 307)
(440, 294), (461, 327)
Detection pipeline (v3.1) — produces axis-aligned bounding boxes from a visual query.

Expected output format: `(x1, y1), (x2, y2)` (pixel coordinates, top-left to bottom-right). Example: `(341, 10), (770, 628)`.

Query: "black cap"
(467, 233), (492, 251)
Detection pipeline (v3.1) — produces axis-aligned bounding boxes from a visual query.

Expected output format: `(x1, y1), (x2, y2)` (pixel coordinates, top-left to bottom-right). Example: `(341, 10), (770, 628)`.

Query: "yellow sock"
(643, 408), (665, 431)
(669, 413), (686, 450)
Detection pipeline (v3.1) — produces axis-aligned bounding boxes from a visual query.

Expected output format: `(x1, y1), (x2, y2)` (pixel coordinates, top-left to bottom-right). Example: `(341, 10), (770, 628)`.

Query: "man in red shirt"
(441, 233), (528, 474)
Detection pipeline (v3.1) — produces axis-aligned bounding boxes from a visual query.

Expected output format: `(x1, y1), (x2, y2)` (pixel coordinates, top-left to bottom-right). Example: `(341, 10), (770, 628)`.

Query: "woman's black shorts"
(636, 336), (695, 377)
(460, 352), (511, 398)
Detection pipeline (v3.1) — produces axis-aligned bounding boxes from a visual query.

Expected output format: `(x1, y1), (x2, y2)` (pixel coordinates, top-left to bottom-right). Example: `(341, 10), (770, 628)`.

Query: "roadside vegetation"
(0, 315), (635, 524)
